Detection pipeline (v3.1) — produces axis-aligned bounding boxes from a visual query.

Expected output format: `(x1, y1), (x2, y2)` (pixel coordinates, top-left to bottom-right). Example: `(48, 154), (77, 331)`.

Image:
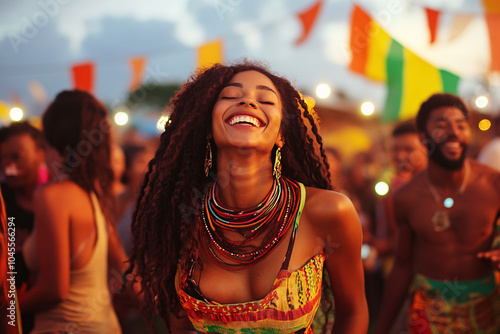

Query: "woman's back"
(23, 181), (121, 333)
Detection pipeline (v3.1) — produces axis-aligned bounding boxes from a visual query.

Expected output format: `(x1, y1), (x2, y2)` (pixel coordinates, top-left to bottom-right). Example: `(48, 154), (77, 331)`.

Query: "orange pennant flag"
(485, 14), (500, 72)
(196, 39), (224, 71)
(71, 62), (95, 94)
(295, 0), (324, 46)
(425, 8), (441, 44)
(482, 0), (500, 71)
(129, 56), (147, 92)
(483, 0), (500, 13)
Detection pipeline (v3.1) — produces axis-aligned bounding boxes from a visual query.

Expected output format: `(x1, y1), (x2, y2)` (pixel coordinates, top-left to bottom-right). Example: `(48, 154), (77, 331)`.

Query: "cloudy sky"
(0, 0), (496, 119)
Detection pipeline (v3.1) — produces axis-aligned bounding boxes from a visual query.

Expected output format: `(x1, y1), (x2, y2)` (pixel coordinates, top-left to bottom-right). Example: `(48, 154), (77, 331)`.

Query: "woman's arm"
(313, 191), (369, 334)
(19, 184), (71, 313)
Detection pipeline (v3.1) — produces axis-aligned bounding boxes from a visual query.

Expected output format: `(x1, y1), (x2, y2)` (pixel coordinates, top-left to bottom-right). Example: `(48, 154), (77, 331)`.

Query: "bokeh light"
(114, 111), (129, 126)
(478, 119), (491, 131)
(315, 84), (331, 99)
(361, 101), (375, 116)
(10, 107), (23, 121)
(475, 96), (488, 109)
(375, 181), (389, 196)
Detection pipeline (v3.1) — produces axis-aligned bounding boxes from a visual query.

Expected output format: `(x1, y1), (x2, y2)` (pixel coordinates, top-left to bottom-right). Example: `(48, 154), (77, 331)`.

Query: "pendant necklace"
(425, 161), (470, 232)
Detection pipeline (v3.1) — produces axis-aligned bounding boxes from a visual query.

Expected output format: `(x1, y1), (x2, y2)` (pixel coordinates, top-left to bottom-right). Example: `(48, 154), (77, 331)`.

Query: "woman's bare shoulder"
(35, 179), (87, 203)
(303, 187), (359, 233)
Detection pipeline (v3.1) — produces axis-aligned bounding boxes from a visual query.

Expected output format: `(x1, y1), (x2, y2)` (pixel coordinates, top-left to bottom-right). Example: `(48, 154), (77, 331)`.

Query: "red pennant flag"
(425, 8), (441, 44)
(295, 0), (324, 46)
(129, 56), (147, 92)
(71, 62), (94, 94)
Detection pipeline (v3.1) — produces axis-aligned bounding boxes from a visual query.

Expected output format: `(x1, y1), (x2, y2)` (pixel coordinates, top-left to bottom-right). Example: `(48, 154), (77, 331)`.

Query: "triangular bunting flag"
(448, 14), (474, 43)
(71, 62), (95, 94)
(482, 0), (500, 72)
(28, 81), (48, 105)
(295, 0), (324, 46)
(485, 14), (500, 72)
(425, 8), (441, 44)
(482, 0), (500, 13)
(196, 39), (224, 71)
(129, 56), (147, 92)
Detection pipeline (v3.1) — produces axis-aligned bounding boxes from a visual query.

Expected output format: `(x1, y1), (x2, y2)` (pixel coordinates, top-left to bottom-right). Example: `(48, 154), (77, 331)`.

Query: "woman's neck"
(215, 150), (275, 209)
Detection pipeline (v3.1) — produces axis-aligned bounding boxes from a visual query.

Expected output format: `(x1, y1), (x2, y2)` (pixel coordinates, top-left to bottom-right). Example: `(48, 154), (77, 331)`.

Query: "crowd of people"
(0, 60), (499, 333)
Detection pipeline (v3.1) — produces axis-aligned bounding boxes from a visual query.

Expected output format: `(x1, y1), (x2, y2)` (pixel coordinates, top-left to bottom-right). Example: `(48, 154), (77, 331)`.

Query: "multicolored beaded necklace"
(201, 176), (301, 270)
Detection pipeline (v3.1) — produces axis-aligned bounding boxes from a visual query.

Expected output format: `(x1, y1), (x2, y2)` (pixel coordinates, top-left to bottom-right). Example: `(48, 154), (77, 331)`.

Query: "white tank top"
(23, 192), (121, 334)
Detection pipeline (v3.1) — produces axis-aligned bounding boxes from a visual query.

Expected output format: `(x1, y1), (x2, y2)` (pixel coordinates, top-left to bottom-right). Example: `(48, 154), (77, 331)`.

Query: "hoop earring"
(204, 141), (212, 177)
(273, 147), (282, 180)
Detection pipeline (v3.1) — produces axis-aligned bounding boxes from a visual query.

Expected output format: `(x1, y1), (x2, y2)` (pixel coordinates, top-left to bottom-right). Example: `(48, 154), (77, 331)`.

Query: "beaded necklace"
(201, 176), (301, 270)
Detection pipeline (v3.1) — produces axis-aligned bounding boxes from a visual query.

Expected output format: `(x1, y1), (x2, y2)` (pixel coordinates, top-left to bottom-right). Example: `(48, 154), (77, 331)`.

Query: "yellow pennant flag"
(196, 39), (224, 71)
(0, 100), (9, 119)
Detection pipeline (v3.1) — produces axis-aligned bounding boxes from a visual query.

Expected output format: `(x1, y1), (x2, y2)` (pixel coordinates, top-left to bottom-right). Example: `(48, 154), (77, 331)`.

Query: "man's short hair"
(392, 121), (418, 137)
(416, 93), (469, 133)
(0, 121), (45, 149)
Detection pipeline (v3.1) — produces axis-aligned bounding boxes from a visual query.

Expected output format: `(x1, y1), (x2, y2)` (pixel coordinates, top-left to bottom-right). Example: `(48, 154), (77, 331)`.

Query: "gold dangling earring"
(273, 147), (282, 180)
(204, 141), (212, 177)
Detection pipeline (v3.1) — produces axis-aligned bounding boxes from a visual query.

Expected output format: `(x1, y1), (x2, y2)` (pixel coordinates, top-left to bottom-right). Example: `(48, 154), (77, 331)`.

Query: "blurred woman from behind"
(20, 90), (127, 333)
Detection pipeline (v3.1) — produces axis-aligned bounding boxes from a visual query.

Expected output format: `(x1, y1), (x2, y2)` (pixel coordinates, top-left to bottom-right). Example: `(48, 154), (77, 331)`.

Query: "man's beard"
(425, 133), (467, 171)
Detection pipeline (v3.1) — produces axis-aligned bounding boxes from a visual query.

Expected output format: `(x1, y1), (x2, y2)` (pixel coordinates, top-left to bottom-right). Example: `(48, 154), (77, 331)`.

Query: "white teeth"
(444, 142), (460, 148)
(4, 166), (19, 176)
(229, 115), (260, 127)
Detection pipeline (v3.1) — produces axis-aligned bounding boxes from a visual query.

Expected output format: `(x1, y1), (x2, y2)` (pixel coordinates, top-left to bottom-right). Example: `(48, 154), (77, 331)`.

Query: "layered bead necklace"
(201, 176), (301, 270)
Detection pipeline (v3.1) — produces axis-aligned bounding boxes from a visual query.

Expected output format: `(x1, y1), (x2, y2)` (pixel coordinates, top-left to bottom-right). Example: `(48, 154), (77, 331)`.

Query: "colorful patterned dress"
(176, 183), (326, 333)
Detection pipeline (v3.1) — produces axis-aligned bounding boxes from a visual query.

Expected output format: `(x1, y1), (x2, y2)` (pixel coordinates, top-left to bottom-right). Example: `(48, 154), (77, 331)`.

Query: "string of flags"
(349, 4), (460, 121)
(4, 1), (500, 123)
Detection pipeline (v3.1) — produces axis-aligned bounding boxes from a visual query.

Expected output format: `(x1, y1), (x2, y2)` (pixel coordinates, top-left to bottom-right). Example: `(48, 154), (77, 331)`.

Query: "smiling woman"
(126, 60), (369, 334)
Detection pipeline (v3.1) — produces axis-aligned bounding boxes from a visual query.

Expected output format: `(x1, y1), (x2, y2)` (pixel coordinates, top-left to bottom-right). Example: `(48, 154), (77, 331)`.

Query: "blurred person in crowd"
(324, 146), (344, 192)
(111, 143), (126, 199)
(478, 114), (500, 171)
(375, 93), (500, 334)
(344, 151), (378, 226)
(371, 121), (428, 274)
(367, 121), (427, 332)
(115, 144), (153, 255)
(126, 61), (368, 333)
(0, 121), (47, 333)
(19, 90), (131, 333)
(113, 144), (155, 334)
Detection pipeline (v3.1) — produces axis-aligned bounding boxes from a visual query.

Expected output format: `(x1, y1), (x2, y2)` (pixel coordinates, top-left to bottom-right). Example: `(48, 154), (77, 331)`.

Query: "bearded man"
(374, 93), (500, 334)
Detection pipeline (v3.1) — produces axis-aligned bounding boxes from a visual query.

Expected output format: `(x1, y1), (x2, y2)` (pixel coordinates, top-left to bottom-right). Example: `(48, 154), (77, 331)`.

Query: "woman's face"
(212, 70), (284, 153)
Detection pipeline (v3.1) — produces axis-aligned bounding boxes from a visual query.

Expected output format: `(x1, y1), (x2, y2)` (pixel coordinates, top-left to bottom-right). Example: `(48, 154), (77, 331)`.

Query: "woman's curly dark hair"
(42, 89), (114, 222)
(126, 60), (335, 331)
